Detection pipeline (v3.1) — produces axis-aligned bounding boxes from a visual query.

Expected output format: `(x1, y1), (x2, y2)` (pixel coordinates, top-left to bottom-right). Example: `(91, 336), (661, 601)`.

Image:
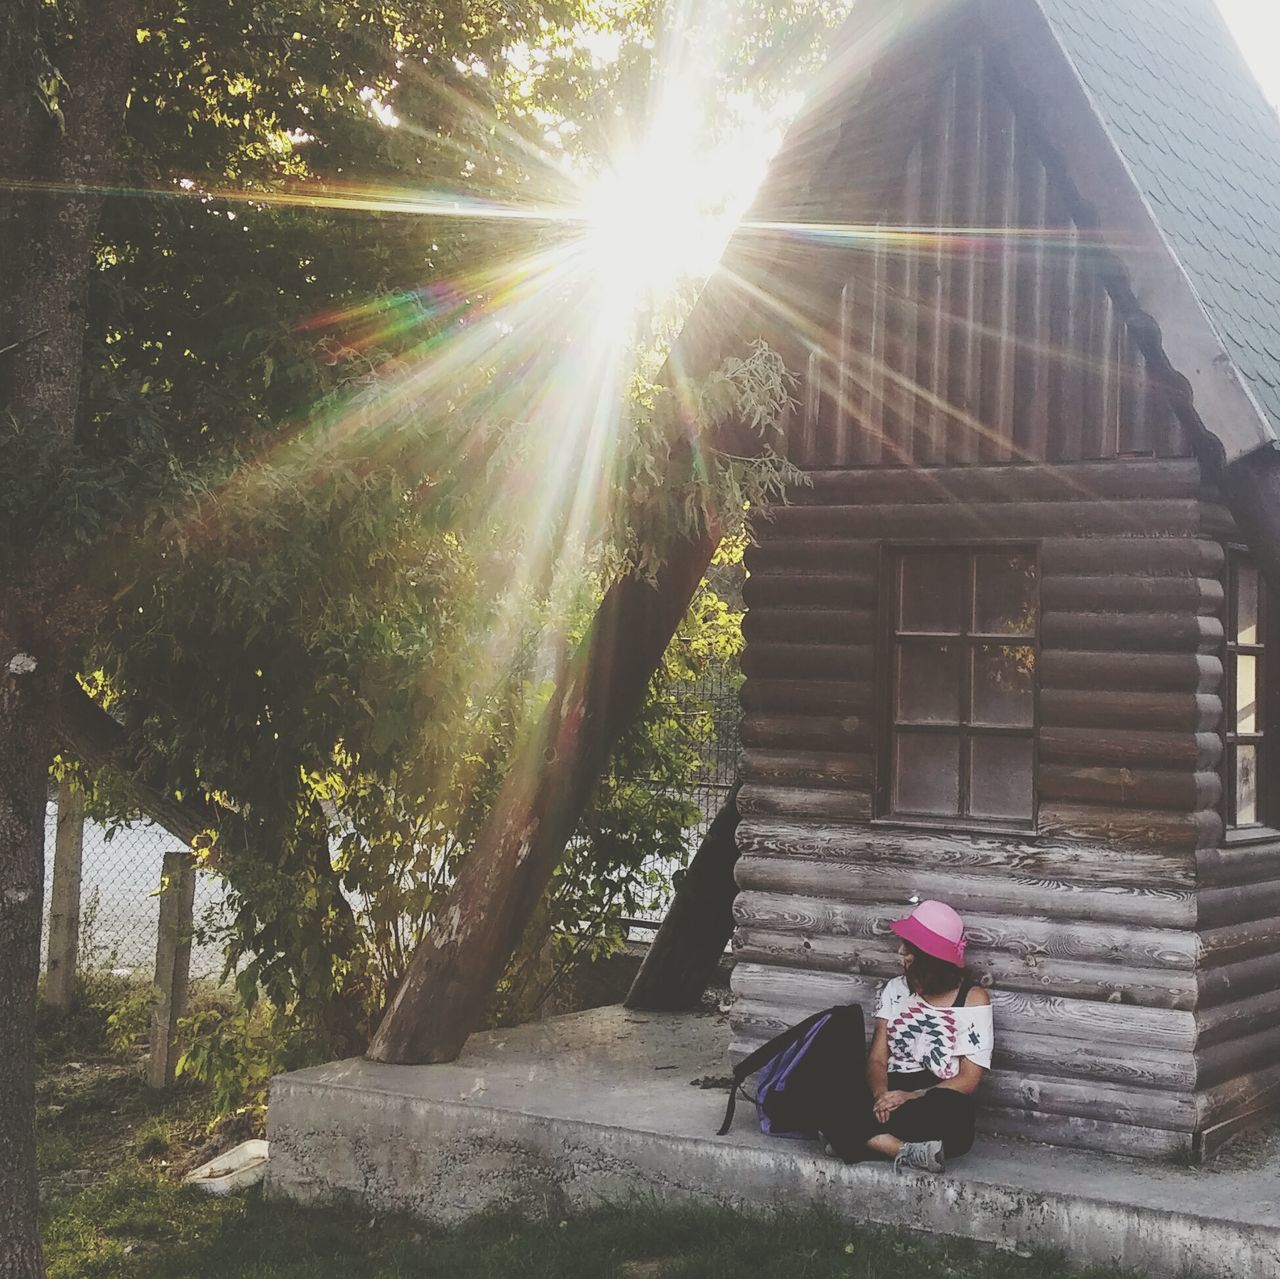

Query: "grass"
(36, 989), (1186, 1279)
(46, 1184), (1160, 1279)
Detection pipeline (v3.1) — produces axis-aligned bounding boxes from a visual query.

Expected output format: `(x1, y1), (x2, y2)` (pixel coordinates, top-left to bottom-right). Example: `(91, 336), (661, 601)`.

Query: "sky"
(1216, 0), (1280, 108)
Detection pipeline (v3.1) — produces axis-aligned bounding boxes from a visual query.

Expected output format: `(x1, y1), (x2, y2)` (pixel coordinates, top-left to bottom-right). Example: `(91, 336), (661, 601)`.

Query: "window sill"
(872, 816), (1037, 840)
(1222, 826), (1280, 848)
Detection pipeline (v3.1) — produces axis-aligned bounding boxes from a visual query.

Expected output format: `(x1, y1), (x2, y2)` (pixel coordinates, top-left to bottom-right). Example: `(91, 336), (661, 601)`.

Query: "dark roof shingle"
(1041, 0), (1280, 434)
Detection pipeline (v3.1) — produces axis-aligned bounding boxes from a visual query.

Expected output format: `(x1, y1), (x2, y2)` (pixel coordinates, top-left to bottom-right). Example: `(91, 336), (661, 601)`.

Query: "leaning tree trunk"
(367, 527), (719, 1064)
(624, 781), (741, 1011)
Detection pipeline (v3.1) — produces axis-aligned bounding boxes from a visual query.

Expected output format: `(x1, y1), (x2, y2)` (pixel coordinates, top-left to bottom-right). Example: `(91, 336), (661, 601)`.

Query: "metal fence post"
(147, 850), (196, 1089)
(46, 779), (86, 1012)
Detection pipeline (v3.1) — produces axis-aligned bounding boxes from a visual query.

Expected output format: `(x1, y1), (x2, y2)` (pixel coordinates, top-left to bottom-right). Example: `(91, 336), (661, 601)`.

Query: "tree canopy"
(7, 0), (856, 1047)
(2, 1), (851, 1271)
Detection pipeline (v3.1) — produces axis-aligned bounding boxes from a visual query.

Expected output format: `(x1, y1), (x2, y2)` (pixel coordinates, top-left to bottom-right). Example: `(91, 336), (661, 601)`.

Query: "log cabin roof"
(1041, 0), (1280, 453)
(692, 0), (1280, 467)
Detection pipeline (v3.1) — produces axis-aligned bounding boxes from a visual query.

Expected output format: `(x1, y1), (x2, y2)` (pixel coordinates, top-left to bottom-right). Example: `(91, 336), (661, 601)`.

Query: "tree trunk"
(1, 6), (142, 1272)
(55, 680), (217, 850)
(0, 638), (60, 1279)
(624, 781), (742, 1011)
(367, 528), (719, 1064)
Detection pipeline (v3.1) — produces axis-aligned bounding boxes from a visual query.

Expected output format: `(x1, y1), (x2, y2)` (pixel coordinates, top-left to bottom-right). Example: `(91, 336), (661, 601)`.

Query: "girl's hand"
(873, 1090), (917, 1123)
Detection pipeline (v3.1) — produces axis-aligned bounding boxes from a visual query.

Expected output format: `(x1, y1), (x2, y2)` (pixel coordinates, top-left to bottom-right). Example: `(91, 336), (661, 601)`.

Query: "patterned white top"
(874, 976), (995, 1080)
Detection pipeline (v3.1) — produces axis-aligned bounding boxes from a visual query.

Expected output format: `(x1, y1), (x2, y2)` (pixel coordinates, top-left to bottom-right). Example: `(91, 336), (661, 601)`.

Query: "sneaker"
(893, 1140), (944, 1174)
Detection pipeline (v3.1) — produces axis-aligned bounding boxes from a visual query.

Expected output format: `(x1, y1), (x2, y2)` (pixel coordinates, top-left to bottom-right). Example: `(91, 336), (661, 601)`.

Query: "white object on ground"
(184, 1139), (269, 1194)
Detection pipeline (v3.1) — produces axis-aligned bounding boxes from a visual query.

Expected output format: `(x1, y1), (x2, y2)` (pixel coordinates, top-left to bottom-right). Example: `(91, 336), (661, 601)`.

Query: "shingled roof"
(1040, 0), (1280, 446)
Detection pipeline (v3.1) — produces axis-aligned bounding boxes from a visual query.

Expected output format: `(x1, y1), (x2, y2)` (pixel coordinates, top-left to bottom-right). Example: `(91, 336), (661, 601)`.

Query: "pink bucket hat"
(890, 899), (966, 967)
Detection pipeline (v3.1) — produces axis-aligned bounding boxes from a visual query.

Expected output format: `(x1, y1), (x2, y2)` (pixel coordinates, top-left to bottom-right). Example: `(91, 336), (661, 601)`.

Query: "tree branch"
(54, 677), (218, 850)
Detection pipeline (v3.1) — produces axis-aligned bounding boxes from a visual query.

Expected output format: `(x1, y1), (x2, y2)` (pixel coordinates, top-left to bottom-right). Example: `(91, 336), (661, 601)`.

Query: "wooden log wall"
(732, 458), (1280, 1159)
(787, 47), (1191, 470)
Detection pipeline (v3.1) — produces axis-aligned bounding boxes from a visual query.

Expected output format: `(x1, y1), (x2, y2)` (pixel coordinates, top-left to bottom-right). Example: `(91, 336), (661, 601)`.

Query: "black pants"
(870, 1070), (976, 1156)
(824, 1069), (976, 1162)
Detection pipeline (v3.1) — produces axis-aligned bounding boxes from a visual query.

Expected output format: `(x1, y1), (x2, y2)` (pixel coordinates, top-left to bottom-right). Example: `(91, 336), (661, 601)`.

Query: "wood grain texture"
(738, 679), (872, 714)
(1198, 1061), (1280, 1127)
(735, 818), (1198, 887)
(730, 1002), (1196, 1089)
(732, 927), (1198, 1009)
(1038, 764), (1221, 811)
(1040, 611), (1223, 654)
(1038, 650), (1221, 693)
(1037, 803), (1222, 850)
(730, 962), (1196, 1050)
(730, 891), (1198, 969)
(1040, 689), (1221, 732)
(1196, 987), (1280, 1050)
(1038, 727), (1221, 769)
(733, 853), (1195, 927)
(741, 643), (873, 681)
(763, 498), (1208, 540)
(1198, 879), (1280, 929)
(1198, 951), (1280, 1008)
(1197, 842), (1280, 888)
(793, 458), (1201, 505)
(1201, 914), (1280, 968)
(740, 749), (873, 790)
(737, 967), (1192, 1049)
(982, 1070), (1197, 1130)
(1040, 574), (1223, 614)
(740, 714), (871, 751)
(736, 785), (872, 821)
(976, 1106), (1190, 1158)
(1198, 1023), (1280, 1088)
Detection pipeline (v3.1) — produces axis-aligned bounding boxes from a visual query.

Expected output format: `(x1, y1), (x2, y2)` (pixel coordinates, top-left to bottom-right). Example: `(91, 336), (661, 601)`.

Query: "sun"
(579, 141), (736, 319)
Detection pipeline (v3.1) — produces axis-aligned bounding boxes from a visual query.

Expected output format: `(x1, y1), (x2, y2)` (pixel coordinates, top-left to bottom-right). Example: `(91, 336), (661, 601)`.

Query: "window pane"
(894, 733), (960, 815)
(974, 551), (1037, 636)
(1237, 564), (1260, 646)
(1236, 744), (1259, 826)
(1237, 655), (1259, 734)
(969, 736), (1035, 821)
(972, 644), (1035, 726)
(899, 552), (966, 633)
(897, 642), (961, 723)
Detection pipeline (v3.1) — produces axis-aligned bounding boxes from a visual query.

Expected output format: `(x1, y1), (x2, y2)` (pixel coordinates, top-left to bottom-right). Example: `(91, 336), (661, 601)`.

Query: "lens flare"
(579, 140), (736, 321)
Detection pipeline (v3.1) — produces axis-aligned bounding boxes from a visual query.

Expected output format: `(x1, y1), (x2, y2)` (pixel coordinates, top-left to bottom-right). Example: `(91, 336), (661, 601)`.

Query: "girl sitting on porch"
(824, 900), (993, 1173)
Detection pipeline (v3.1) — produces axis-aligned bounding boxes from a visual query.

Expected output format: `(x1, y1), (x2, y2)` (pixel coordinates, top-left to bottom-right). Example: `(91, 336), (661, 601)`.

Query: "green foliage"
(104, 985), (157, 1057)
(18, 0), (815, 1077)
(604, 341), (799, 582)
(174, 1007), (292, 1116)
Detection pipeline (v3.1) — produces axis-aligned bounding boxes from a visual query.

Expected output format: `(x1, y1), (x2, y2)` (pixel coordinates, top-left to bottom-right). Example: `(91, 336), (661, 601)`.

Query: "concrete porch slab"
(266, 1005), (1280, 1278)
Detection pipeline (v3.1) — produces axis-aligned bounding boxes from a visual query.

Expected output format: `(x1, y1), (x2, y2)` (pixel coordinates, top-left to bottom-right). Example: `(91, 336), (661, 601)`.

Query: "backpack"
(717, 1003), (866, 1141)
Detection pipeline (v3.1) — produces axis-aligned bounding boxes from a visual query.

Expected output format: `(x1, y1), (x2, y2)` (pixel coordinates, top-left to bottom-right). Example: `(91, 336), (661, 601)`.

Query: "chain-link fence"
(42, 684), (743, 989)
(624, 651), (742, 928)
(43, 577), (746, 986)
(41, 801), (228, 987)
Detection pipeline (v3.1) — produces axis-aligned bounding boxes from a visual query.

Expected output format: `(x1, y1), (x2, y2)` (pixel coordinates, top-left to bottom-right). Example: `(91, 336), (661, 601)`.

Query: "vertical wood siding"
(788, 50), (1189, 469)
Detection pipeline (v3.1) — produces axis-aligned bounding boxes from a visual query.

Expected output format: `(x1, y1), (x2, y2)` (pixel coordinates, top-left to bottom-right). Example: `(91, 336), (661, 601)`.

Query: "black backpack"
(717, 1004), (866, 1147)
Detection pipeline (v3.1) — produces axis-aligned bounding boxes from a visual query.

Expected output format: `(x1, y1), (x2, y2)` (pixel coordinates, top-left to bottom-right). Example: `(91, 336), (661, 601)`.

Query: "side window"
(882, 547), (1038, 829)
(1224, 554), (1269, 830)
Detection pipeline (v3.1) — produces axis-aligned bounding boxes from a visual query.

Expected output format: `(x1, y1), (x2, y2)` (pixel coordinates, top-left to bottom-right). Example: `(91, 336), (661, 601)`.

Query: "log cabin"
(718, 0), (1280, 1159)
